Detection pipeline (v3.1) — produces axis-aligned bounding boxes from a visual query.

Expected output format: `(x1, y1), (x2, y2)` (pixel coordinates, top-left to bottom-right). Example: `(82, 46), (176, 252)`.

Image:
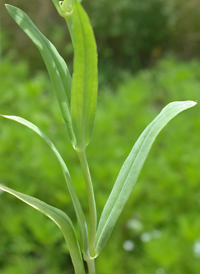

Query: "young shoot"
(0, 0), (197, 273)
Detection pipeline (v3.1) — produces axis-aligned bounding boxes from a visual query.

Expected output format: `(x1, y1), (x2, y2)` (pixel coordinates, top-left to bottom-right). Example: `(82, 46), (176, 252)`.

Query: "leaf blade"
(70, 0), (98, 150)
(0, 184), (85, 274)
(95, 100), (197, 254)
(5, 4), (75, 145)
(0, 114), (89, 256)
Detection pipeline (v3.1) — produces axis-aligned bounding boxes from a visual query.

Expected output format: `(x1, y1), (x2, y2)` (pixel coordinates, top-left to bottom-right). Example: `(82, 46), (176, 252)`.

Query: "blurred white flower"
(140, 232), (151, 242)
(156, 268), (165, 274)
(126, 219), (143, 233)
(193, 239), (200, 257)
(123, 240), (135, 251)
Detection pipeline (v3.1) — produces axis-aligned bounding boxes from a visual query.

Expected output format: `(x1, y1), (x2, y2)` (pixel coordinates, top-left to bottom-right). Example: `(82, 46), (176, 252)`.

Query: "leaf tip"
(5, 3), (11, 10)
(190, 100), (198, 107)
(0, 114), (9, 118)
(186, 100), (197, 107)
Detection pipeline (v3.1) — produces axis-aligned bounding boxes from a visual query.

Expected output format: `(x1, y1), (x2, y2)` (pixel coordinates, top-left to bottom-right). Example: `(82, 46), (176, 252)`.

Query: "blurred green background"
(0, 0), (200, 273)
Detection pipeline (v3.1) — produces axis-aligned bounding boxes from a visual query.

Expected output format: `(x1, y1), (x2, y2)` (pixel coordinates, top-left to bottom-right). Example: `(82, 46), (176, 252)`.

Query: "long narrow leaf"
(5, 5), (76, 146)
(95, 100), (197, 254)
(67, 0), (98, 150)
(0, 114), (89, 256)
(0, 184), (85, 274)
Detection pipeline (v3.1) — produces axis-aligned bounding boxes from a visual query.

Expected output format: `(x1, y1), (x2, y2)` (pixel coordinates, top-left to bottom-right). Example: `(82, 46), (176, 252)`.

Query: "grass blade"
(0, 184), (85, 274)
(95, 100), (197, 254)
(5, 4), (76, 146)
(0, 114), (89, 256)
(69, 0), (98, 150)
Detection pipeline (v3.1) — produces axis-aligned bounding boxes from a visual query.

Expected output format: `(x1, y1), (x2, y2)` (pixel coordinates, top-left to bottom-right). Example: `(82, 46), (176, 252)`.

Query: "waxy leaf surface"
(70, 0), (98, 150)
(0, 115), (89, 255)
(95, 101), (197, 254)
(5, 5), (76, 145)
(0, 184), (85, 274)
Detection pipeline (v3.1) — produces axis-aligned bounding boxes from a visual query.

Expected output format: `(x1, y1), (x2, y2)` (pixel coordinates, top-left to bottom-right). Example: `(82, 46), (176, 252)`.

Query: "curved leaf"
(5, 4), (76, 146)
(95, 100), (197, 255)
(0, 114), (89, 256)
(0, 184), (85, 274)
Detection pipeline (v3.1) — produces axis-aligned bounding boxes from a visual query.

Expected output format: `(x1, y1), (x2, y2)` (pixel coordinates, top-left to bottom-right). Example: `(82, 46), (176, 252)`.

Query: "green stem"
(85, 257), (96, 274)
(77, 150), (97, 257)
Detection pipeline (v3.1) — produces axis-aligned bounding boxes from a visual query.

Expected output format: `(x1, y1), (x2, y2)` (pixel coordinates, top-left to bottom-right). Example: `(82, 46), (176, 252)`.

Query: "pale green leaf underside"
(0, 184), (85, 274)
(0, 115), (89, 255)
(70, 0), (98, 150)
(5, 4), (75, 145)
(95, 101), (197, 254)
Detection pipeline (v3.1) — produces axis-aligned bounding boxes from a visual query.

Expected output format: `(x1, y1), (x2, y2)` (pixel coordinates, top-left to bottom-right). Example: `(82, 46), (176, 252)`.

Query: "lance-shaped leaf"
(51, 0), (98, 150)
(69, 0), (98, 150)
(5, 5), (76, 146)
(0, 115), (89, 256)
(0, 184), (85, 274)
(95, 101), (197, 255)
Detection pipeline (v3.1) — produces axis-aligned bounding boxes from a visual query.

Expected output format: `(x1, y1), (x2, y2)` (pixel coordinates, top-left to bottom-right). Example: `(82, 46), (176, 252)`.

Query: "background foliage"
(1, 0), (200, 86)
(0, 55), (200, 273)
(0, 0), (200, 273)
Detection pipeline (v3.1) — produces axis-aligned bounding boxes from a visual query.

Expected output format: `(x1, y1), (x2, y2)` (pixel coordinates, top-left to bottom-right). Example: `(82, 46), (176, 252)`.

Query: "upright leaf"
(0, 115), (89, 256)
(5, 5), (76, 146)
(67, 0), (98, 150)
(95, 101), (197, 255)
(0, 184), (85, 274)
